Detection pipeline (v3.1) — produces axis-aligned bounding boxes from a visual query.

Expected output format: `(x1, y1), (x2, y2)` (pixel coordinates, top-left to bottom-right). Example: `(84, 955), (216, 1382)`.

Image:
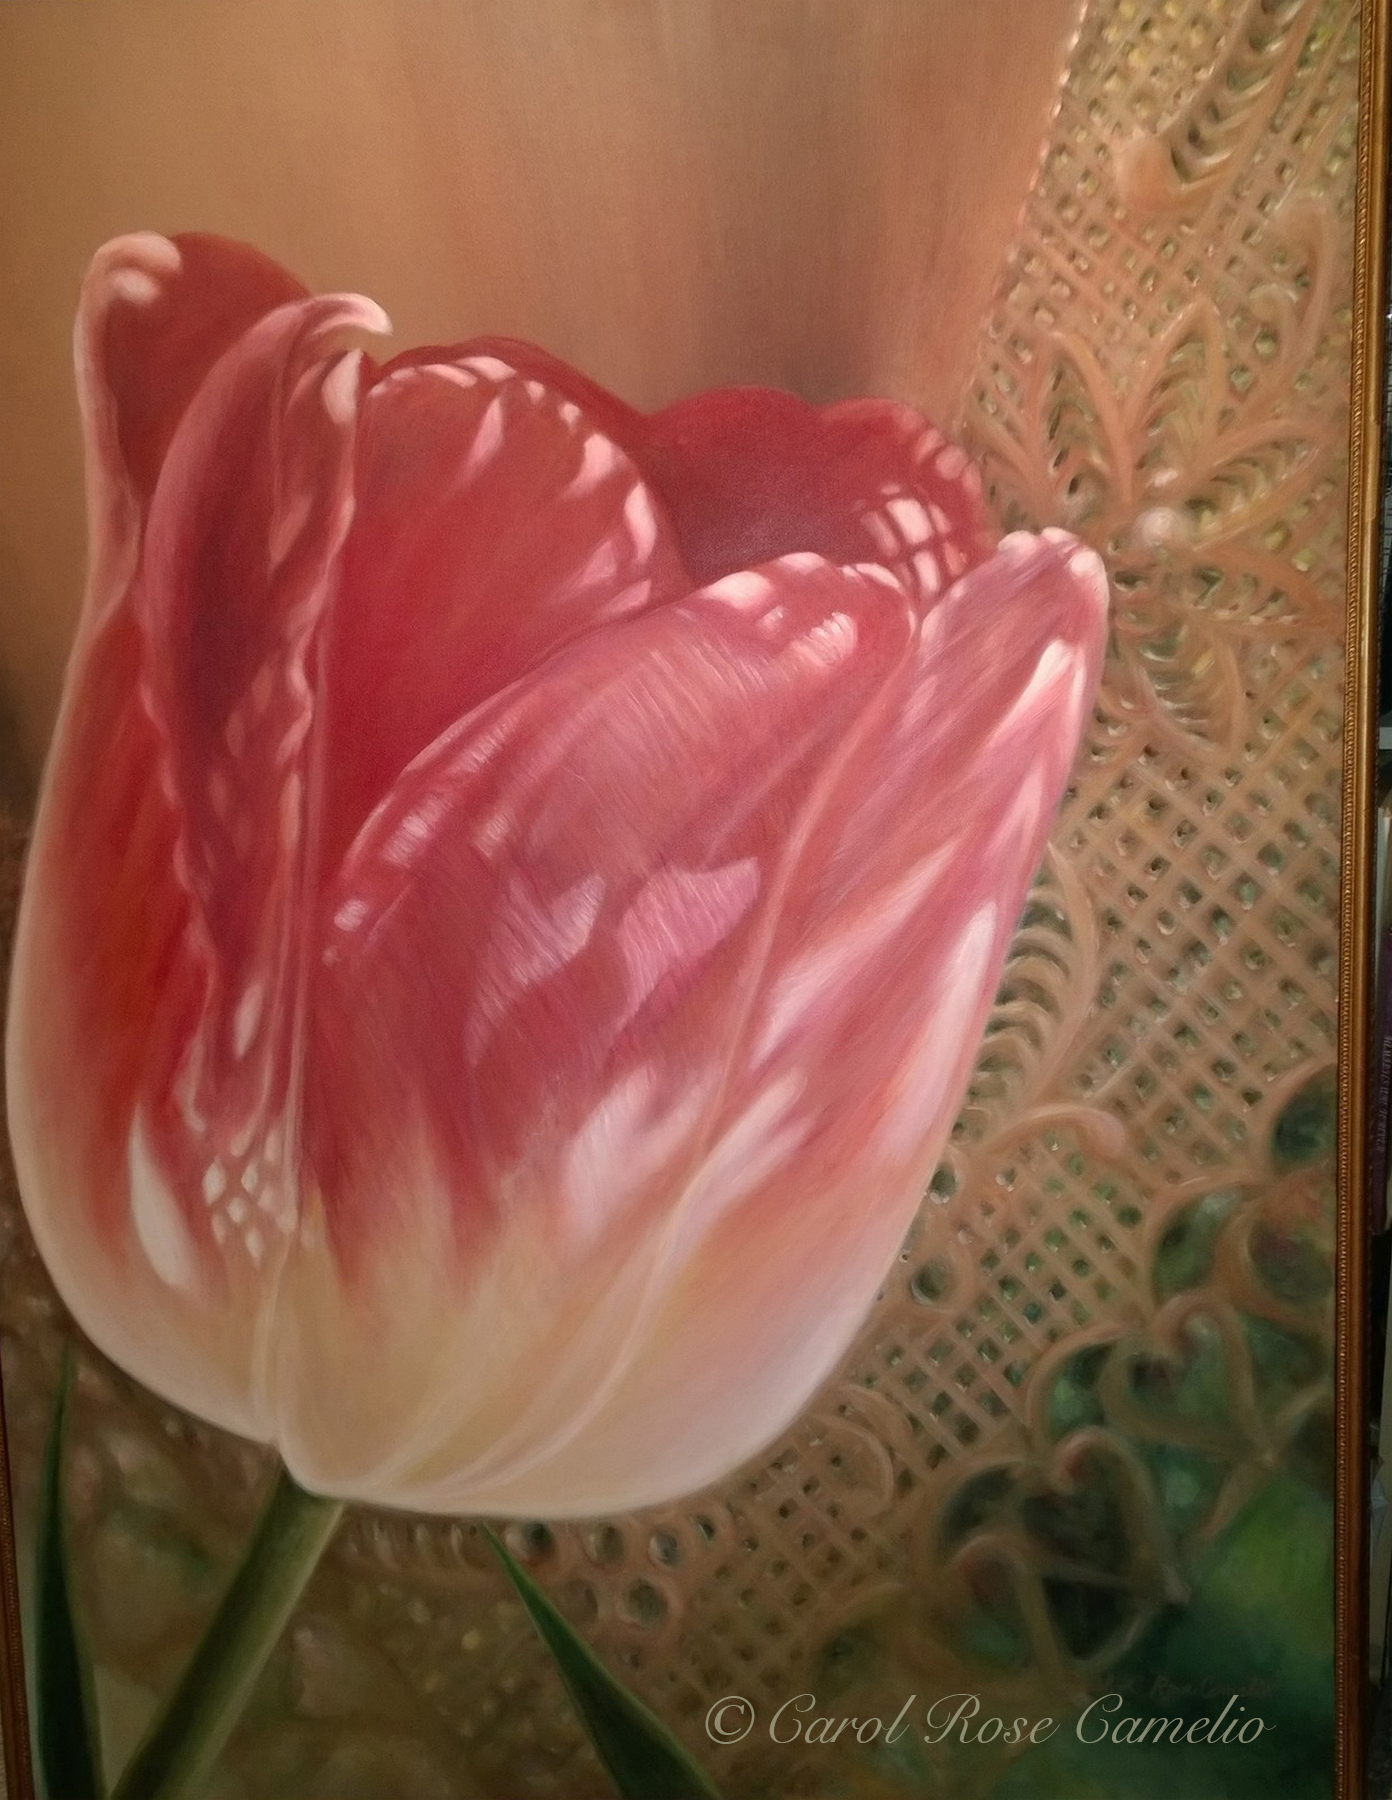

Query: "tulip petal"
(276, 553), (920, 1499)
(313, 551), (916, 1256)
(136, 289), (390, 1233)
(351, 337), (991, 610)
(14, 235), (1111, 1525)
(74, 233), (307, 640)
(635, 387), (994, 604)
(317, 351), (694, 873)
(747, 531), (1111, 1110)
(7, 277), (389, 1440)
(414, 534), (1109, 1515)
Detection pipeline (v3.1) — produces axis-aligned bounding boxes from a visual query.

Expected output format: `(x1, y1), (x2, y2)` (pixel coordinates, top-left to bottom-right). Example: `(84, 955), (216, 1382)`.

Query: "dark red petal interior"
(101, 234), (307, 504)
(634, 386), (992, 591)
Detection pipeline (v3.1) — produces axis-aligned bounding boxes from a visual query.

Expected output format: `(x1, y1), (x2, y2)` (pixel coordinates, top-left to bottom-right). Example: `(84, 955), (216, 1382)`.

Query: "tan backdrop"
(0, 0), (1080, 781)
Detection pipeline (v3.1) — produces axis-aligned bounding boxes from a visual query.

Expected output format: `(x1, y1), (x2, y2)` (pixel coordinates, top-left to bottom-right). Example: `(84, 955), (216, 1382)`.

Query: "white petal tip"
(353, 298), (394, 339)
(1065, 544), (1111, 612)
(321, 349), (366, 424)
(84, 233), (182, 308)
(320, 293), (393, 345)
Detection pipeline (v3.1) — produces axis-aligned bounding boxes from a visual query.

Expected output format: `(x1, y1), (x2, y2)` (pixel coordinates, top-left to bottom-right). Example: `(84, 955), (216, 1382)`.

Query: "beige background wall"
(0, 0), (1080, 782)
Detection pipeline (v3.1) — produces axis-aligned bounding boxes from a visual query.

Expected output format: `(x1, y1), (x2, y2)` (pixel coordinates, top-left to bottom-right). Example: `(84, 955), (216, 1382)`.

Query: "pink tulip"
(6, 233), (1107, 1516)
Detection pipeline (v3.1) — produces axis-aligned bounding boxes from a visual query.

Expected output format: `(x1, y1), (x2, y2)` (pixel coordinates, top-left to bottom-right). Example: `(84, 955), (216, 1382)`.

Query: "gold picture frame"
(1337, 0), (1388, 1792)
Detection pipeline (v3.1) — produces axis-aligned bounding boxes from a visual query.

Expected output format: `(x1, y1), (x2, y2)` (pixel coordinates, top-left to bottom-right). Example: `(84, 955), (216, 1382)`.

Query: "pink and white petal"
(266, 1156), (690, 1506)
(277, 557), (918, 1494)
(308, 552), (916, 1263)
(9, 287), (392, 1447)
(419, 1158), (925, 1516)
(7, 599), (273, 1438)
(662, 534), (1109, 1344)
(787, 530), (1107, 932)
(317, 348), (693, 875)
(421, 878), (1009, 1513)
(135, 291), (390, 1264)
(422, 538), (1110, 1514)
(741, 534), (1109, 1143)
(74, 233), (307, 643)
(7, 251), (352, 1439)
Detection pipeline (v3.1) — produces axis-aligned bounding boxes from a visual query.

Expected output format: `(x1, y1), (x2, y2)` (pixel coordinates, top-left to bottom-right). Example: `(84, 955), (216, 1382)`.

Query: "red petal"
(276, 544), (1109, 1515)
(93, 234), (308, 505)
(444, 535), (1110, 1513)
(136, 289), (390, 1241)
(317, 349), (693, 873)
(347, 338), (989, 616)
(75, 234), (307, 641)
(8, 276), (389, 1439)
(429, 1150), (924, 1515)
(299, 555), (916, 1295)
(633, 387), (993, 601)
(6, 595), (262, 1428)
(742, 530), (1110, 1170)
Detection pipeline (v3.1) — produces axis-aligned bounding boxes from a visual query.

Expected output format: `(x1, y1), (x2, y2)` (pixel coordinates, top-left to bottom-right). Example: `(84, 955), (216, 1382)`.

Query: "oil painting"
(0, 2), (1381, 1798)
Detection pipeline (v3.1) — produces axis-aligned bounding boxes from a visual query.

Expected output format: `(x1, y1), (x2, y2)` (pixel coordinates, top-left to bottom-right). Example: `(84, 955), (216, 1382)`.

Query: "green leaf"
(485, 1529), (722, 1800)
(35, 1351), (103, 1800)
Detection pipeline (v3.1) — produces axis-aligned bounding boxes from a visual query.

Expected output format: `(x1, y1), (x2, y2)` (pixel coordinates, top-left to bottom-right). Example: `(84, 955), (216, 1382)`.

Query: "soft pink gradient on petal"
(8, 236), (332, 1433)
(73, 233), (307, 646)
(7, 244), (389, 1436)
(384, 537), (1109, 1515)
(374, 338), (993, 601)
(134, 289), (390, 1295)
(300, 555), (915, 1276)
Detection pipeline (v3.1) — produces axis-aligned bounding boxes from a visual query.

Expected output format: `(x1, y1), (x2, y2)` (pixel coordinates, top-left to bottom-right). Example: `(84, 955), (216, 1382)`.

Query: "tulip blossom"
(6, 232), (1107, 1517)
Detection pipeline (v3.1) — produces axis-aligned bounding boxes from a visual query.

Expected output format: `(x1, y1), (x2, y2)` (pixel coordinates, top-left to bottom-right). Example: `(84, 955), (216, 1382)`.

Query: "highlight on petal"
(275, 554), (921, 1498)
(398, 340), (993, 606)
(306, 547), (916, 1256)
(614, 861), (762, 1034)
(136, 290), (390, 1225)
(742, 527), (1109, 1146)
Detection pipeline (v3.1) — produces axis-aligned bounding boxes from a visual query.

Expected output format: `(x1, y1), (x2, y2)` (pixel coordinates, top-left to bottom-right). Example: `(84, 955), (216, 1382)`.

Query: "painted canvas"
(0, 2), (1379, 1798)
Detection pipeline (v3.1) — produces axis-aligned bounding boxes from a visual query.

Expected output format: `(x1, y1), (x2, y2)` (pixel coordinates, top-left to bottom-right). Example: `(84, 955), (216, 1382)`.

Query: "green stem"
(111, 1468), (342, 1800)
